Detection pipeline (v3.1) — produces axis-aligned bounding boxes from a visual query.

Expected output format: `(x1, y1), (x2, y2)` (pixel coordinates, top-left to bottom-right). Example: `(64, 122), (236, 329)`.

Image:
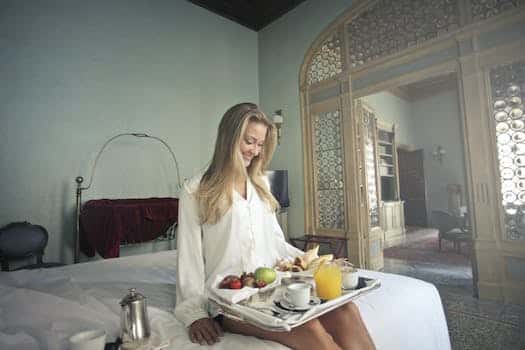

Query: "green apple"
(254, 267), (277, 284)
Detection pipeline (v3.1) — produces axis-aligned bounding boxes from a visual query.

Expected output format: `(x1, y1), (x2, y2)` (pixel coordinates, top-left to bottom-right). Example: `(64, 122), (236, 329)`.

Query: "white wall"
(362, 92), (417, 147)
(259, 0), (354, 237)
(0, 0), (259, 263)
(412, 87), (466, 216)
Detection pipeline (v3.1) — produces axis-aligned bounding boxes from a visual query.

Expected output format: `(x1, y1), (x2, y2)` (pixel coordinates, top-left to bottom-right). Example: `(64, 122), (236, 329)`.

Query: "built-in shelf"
(376, 122), (398, 202)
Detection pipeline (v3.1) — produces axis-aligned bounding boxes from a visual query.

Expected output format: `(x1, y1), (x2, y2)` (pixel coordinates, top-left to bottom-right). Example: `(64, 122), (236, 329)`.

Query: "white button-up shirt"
(174, 174), (302, 327)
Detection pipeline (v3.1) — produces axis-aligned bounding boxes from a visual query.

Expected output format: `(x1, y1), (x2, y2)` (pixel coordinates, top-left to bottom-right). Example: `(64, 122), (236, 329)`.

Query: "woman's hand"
(189, 317), (224, 345)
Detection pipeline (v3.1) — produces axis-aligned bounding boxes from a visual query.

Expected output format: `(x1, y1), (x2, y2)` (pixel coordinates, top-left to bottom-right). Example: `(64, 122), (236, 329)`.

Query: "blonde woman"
(175, 103), (375, 350)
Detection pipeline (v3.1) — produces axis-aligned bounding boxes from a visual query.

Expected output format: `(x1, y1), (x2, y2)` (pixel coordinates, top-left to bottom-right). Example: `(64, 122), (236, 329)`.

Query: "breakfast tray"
(208, 275), (381, 332)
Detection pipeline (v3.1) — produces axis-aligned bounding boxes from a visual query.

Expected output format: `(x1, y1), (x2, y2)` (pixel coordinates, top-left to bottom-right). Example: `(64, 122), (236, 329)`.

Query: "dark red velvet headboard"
(79, 198), (178, 259)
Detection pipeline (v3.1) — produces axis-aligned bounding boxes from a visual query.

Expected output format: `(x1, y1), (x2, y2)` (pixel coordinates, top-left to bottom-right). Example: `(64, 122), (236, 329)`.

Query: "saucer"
(342, 285), (358, 291)
(275, 296), (321, 311)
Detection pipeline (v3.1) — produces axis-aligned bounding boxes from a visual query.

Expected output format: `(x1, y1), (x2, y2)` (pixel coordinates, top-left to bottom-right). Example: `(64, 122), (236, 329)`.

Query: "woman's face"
(240, 121), (267, 167)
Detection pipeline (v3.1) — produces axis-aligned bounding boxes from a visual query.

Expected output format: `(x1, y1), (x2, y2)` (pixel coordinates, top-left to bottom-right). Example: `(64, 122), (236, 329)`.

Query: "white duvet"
(0, 250), (450, 350)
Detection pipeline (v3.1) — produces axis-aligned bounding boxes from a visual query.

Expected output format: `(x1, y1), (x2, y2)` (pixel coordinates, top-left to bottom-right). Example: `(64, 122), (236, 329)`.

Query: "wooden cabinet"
(381, 201), (406, 248)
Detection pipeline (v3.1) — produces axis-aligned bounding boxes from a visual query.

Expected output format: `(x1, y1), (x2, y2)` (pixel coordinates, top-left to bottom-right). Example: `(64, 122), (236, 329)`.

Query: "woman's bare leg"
(222, 317), (342, 350)
(319, 302), (375, 350)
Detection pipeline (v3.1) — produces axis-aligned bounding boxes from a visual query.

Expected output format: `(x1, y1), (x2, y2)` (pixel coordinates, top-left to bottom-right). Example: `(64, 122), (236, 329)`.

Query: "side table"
(290, 235), (348, 258)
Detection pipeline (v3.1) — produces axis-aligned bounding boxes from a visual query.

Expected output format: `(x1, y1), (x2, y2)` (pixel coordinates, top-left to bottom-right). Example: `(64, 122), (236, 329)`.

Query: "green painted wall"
(0, 0), (259, 263)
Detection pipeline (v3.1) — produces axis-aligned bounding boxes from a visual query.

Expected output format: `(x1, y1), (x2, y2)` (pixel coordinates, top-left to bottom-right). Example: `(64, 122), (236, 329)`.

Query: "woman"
(175, 103), (375, 350)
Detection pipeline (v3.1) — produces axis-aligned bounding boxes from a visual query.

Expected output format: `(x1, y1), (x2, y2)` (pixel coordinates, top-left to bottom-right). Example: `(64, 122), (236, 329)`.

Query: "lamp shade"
(272, 114), (283, 125)
(266, 170), (290, 208)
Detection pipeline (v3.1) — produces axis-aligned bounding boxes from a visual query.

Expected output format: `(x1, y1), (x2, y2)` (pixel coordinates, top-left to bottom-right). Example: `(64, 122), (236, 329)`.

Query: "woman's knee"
(346, 302), (367, 321)
(328, 302), (359, 320)
(298, 319), (325, 335)
(343, 301), (359, 313)
(293, 320), (339, 350)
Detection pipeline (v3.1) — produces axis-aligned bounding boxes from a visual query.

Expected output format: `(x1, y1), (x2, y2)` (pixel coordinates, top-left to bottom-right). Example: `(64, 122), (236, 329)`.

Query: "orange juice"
(314, 262), (342, 300)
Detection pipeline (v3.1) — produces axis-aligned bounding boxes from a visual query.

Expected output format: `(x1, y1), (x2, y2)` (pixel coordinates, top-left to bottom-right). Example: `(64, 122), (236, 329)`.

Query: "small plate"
(275, 296), (321, 311)
(342, 285), (358, 291)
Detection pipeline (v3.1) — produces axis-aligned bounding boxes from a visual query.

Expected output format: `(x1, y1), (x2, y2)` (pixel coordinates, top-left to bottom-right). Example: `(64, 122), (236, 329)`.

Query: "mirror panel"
(489, 60), (525, 241)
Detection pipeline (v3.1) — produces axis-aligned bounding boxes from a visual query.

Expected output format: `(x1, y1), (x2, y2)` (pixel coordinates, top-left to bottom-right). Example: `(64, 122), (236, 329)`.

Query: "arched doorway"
(299, 0), (525, 303)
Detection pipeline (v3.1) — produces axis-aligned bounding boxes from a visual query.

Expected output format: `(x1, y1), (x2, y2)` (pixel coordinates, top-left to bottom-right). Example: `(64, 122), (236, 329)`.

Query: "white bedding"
(0, 250), (450, 350)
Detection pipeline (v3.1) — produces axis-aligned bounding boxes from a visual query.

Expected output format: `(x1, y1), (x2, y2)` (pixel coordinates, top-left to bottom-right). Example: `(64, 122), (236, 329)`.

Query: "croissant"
(291, 265), (303, 272)
(301, 244), (320, 266)
(294, 256), (307, 270)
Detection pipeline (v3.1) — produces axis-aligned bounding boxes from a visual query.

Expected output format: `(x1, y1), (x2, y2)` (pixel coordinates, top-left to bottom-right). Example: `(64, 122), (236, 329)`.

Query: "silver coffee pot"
(120, 288), (151, 344)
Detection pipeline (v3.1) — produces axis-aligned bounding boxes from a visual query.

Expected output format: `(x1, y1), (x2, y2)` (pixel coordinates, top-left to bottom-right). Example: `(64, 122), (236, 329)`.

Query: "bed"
(0, 250), (451, 350)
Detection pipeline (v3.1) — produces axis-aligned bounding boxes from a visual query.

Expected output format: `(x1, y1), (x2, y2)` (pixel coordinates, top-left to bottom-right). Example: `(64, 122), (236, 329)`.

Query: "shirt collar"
(233, 178), (254, 202)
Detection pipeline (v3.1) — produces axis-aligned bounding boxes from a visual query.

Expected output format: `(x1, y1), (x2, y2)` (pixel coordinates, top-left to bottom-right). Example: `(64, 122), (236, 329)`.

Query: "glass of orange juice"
(314, 261), (342, 300)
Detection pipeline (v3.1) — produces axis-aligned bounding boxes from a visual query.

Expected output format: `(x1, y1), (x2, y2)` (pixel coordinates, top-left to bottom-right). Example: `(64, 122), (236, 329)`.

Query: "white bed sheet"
(0, 250), (450, 350)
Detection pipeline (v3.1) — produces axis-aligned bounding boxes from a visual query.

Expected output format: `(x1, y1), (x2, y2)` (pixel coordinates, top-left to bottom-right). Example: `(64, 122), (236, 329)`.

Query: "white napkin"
(208, 274), (281, 304)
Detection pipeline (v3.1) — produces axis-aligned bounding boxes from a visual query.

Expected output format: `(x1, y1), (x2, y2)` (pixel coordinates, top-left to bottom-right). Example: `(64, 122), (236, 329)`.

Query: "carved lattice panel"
(314, 110), (345, 229)
(346, 0), (460, 68)
(306, 32), (343, 86)
(363, 109), (380, 227)
(470, 0), (524, 21)
(489, 60), (525, 240)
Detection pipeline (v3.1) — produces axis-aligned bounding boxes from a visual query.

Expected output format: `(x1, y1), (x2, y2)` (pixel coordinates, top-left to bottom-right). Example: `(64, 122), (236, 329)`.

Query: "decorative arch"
(298, 0), (525, 304)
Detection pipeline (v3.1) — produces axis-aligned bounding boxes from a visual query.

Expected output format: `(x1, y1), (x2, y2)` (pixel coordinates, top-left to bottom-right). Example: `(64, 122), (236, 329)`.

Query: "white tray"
(209, 276), (381, 332)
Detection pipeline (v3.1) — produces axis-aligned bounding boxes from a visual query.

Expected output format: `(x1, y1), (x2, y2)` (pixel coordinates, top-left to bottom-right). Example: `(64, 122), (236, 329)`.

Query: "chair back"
(430, 210), (459, 235)
(0, 221), (48, 271)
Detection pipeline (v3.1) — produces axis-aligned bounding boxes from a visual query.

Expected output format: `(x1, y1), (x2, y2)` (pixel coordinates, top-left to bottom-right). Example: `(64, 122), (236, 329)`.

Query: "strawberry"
(219, 275), (239, 289)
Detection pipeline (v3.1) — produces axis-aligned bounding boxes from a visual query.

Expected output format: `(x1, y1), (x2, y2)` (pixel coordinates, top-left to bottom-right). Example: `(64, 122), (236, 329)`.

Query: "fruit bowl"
(210, 273), (282, 304)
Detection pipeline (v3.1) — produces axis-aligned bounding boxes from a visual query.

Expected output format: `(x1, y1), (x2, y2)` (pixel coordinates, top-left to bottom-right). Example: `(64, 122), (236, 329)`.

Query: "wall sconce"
(432, 145), (446, 163)
(272, 110), (284, 144)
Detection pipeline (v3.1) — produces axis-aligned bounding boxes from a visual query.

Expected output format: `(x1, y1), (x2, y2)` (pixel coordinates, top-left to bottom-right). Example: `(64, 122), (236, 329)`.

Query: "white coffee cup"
(69, 329), (106, 350)
(342, 269), (359, 290)
(285, 282), (311, 308)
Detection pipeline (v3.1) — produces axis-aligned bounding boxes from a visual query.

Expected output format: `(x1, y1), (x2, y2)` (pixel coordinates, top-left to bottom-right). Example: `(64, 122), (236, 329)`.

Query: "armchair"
(0, 221), (64, 271)
(430, 210), (472, 254)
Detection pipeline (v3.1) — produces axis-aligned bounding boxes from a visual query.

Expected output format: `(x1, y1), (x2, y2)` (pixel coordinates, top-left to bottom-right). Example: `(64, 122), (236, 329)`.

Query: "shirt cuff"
(174, 296), (209, 327)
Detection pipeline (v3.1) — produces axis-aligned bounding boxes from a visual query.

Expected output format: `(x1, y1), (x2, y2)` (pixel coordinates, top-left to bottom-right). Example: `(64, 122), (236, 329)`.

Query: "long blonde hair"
(197, 103), (279, 224)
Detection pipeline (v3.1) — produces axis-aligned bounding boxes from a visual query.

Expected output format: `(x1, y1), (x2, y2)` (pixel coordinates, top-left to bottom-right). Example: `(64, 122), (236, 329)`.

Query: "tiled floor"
(381, 229), (525, 350)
